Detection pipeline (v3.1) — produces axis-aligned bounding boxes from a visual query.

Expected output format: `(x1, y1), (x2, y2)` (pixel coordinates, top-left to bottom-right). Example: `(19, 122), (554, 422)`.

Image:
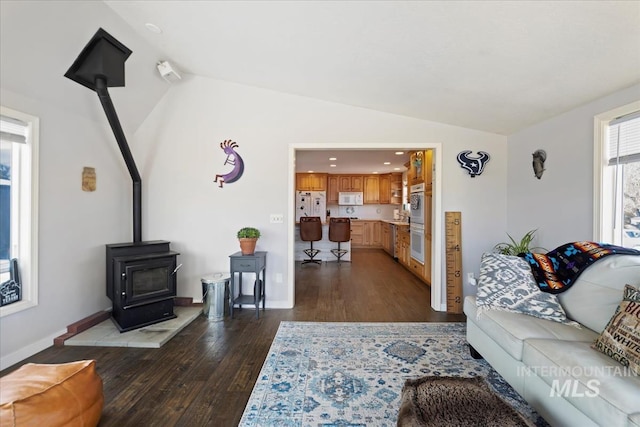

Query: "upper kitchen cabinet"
(390, 173), (403, 205)
(296, 173), (328, 191)
(338, 175), (363, 192)
(408, 150), (433, 193)
(363, 175), (379, 204)
(378, 174), (391, 204)
(327, 175), (339, 204)
(378, 172), (403, 205)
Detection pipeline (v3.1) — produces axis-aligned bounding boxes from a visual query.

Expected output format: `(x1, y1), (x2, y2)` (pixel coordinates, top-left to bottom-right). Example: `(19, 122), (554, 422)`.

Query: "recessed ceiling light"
(145, 23), (162, 34)
(330, 164), (337, 167)
(395, 151), (404, 155)
(329, 157), (337, 161)
(383, 162), (391, 165)
(372, 171), (379, 174)
(307, 170), (314, 173)
(394, 167), (401, 170)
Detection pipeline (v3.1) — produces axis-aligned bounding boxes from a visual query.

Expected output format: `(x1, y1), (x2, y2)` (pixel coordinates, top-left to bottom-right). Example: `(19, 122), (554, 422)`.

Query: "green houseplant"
(493, 229), (545, 256)
(237, 227), (261, 255)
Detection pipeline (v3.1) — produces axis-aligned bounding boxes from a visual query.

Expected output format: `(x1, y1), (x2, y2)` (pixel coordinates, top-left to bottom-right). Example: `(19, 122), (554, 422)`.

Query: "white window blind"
(607, 111), (640, 165)
(0, 115), (28, 144)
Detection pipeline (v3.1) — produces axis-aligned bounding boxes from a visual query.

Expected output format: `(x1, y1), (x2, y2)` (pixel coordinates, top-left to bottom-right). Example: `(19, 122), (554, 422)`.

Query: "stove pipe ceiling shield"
(64, 28), (142, 242)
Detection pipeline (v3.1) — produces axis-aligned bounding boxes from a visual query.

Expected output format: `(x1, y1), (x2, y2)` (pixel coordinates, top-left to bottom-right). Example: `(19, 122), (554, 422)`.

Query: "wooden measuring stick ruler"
(445, 211), (463, 314)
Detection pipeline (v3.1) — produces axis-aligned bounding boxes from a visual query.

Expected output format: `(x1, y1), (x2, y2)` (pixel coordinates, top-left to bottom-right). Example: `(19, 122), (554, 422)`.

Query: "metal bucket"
(201, 272), (230, 321)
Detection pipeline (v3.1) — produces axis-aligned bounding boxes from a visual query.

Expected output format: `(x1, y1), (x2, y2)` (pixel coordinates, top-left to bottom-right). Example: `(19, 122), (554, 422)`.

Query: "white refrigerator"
(296, 191), (326, 223)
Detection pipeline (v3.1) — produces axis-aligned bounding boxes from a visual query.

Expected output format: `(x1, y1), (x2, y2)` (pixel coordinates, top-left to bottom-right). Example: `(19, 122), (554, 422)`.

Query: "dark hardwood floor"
(2, 248), (465, 426)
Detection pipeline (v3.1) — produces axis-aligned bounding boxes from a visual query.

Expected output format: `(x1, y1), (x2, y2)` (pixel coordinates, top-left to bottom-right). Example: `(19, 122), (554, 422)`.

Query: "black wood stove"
(65, 28), (180, 332)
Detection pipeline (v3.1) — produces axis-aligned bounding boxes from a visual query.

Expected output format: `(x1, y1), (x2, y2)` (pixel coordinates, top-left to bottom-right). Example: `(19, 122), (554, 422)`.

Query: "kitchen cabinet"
(338, 175), (363, 192)
(381, 222), (392, 255)
(296, 173), (327, 191)
(363, 176), (379, 204)
(378, 174), (391, 204)
(327, 175), (339, 204)
(408, 150), (433, 190)
(350, 221), (381, 248)
(397, 226), (410, 267)
(390, 173), (403, 205)
(350, 222), (364, 246)
(363, 221), (381, 246)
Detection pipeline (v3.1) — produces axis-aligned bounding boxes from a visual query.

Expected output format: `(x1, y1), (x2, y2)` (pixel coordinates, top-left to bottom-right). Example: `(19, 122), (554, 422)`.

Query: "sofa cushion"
(558, 254), (640, 332)
(464, 296), (597, 361)
(476, 253), (577, 326)
(0, 360), (103, 427)
(522, 339), (640, 426)
(592, 284), (640, 375)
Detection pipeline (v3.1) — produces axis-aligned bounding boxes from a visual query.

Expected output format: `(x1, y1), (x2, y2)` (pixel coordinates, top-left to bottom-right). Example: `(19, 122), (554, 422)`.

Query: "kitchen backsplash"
(327, 204), (399, 220)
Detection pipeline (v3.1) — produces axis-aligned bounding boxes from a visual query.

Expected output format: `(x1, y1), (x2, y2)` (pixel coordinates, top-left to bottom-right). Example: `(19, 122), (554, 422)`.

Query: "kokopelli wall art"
(214, 139), (245, 188)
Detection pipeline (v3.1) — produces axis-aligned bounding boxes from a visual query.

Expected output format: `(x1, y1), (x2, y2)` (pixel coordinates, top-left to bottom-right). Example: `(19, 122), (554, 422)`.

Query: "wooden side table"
(229, 251), (266, 318)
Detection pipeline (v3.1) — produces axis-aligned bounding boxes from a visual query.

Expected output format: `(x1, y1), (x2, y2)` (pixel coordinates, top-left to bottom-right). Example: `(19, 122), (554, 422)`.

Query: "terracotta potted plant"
(237, 227), (261, 255)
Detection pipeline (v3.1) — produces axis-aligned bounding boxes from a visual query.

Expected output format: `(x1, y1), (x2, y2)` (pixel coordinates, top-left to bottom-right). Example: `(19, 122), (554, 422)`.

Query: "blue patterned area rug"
(239, 322), (548, 426)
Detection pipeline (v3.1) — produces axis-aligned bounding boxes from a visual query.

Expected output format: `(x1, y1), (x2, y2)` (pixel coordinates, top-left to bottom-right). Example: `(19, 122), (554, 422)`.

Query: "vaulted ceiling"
(105, 1), (640, 137)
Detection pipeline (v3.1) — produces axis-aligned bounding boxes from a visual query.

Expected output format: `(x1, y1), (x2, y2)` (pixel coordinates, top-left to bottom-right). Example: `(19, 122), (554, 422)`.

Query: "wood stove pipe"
(64, 28), (142, 242)
(94, 77), (142, 242)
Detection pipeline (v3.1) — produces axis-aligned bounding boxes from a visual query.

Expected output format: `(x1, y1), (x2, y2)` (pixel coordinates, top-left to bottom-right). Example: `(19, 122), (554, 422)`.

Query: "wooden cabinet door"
(338, 175), (351, 192)
(350, 175), (363, 191)
(379, 174), (391, 204)
(327, 175), (339, 204)
(381, 223), (391, 254)
(296, 173), (327, 191)
(363, 176), (379, 204)
(371, 221), (381, 246)
(350, 222), (364, 246)
(424, 149), (433, 194)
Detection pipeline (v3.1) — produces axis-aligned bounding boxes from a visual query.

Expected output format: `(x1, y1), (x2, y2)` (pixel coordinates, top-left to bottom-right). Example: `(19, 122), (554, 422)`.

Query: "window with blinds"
(607, 111), (640, 165)
(0, 107), (39, 316)
(605, 110), (640, 249)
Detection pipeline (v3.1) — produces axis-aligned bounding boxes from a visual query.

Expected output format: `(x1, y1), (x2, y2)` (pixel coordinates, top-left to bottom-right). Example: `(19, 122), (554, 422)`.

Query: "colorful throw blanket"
(521, 241), (640, 294)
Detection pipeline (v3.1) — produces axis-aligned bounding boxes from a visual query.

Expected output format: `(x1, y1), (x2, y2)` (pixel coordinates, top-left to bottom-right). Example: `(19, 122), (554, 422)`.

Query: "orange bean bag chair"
(0, 360), (103, 427)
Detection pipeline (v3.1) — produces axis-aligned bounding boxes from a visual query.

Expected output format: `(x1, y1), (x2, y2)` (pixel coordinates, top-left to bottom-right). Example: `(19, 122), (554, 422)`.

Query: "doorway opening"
(287, 142), (444, 312)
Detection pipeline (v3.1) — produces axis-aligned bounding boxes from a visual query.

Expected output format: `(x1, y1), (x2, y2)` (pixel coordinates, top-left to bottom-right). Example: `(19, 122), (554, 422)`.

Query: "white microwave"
(338, 192), (363, 206)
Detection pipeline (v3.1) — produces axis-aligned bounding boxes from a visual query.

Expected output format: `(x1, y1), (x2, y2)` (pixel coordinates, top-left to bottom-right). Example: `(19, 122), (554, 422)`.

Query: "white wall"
(0, 1), (169, 369)
(506, 84), (640, 250)
(133, 76), (508, 310)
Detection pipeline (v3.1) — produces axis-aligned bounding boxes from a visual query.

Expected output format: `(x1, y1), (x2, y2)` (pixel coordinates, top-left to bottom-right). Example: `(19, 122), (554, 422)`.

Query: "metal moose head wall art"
(457, 150), (490, 178)
(532, 149), (547, 179)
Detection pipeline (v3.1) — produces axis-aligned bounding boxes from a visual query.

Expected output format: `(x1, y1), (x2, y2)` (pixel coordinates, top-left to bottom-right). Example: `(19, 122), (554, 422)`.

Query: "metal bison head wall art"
(457, 151), (490, 178)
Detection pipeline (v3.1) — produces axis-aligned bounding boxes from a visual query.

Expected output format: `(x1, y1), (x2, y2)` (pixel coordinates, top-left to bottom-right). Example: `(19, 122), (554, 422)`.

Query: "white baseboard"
(0, 328), (66, 371)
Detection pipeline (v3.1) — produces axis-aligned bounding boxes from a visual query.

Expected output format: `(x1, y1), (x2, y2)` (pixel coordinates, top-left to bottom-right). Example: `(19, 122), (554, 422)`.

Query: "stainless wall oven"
(410, 223), (425, 264)
(409, 183), (426, 264)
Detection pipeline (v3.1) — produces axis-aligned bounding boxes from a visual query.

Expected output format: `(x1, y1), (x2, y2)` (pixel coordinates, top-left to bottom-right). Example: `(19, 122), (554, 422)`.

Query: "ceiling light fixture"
(308, 170), (314, 173)
(329, 157), (337, 161)
(330, 164), (337, 167)
(145, 23), (162, 34)
(383, 162), (391, 165)
(395, 151), (404, 155)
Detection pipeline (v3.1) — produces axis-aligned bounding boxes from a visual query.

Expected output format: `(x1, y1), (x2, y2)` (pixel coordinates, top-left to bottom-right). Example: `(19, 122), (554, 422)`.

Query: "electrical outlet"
(270, 214), (284, 223)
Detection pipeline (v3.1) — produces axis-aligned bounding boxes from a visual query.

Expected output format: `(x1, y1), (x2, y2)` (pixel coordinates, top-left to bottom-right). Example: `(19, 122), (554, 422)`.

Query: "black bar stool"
(329, 217), (351, 262)
(300, 216), (322, 264)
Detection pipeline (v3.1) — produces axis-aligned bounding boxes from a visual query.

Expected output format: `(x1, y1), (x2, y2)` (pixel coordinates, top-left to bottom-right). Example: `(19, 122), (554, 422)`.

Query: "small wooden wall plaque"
(82, 167), (96, 192)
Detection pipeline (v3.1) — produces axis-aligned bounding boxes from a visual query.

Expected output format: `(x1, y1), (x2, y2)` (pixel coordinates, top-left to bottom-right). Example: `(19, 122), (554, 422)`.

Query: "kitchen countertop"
(296, 219), (409, 226)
